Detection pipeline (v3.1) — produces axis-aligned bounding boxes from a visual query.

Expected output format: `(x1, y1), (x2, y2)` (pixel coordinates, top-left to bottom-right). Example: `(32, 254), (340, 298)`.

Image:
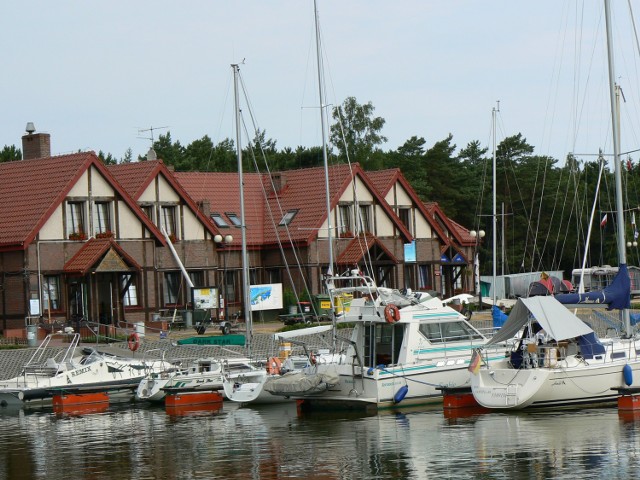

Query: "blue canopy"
(555, 263), (630, 310)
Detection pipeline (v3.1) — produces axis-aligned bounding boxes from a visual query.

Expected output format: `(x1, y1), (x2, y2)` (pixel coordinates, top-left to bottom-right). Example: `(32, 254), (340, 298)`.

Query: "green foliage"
(330, 96), (387, 169)
(0, 145), (22, 162)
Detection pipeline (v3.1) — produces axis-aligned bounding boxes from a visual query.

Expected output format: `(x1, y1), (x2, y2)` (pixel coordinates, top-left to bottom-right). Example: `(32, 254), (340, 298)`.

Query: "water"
(2, 401), (640, 479)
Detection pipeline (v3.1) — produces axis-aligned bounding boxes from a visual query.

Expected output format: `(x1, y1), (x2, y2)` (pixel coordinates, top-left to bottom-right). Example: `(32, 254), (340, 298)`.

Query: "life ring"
(384, 304), (400, 323)
(128, 332), (140, 352)
(267, 356), (281, 375)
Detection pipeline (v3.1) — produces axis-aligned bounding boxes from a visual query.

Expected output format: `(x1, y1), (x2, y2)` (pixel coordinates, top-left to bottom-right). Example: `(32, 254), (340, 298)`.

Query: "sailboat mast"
(314, 0), (334, 272)
(232, 63), (253, 356)
(604, 0), (630, 332)
(492, 103), (498, 307)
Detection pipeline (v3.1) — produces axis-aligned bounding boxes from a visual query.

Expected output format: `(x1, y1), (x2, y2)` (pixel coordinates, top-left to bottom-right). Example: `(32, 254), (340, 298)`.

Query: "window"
(418, 265), (432, 290)
(226, 213), (242, 227)
(267, 268), (281, 284)
(398, 207), (411, 233)
(224, 271), (236, 304)
(66, 201), (85, 238)
(121, 274), (138, 306)
(419, 321), (483, 343)
(161, 206), (177, 238)
(211, 213), (229, 228)
(358, 204), (372, 234)
(42, 276), (61, 310)
(189, 271), (204, 289)
(339, 204), (353, 236)
(142, 205), (154, 222)
(279, 210), (298, 226)
(93, 201), (112, 235)
(164, 271), (182, 305)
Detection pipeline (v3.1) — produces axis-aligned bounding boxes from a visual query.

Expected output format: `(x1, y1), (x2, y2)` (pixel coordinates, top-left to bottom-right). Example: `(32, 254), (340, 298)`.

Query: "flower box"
(69, 232), (86, 241)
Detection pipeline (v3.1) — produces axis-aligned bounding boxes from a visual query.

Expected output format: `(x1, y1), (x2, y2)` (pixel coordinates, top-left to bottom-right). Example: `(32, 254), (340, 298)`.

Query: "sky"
(3, 1), (640, 165)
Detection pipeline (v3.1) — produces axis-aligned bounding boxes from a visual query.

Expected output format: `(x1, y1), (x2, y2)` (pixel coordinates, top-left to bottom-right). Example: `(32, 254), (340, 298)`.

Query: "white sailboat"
(222, 1), (343, 406)
(470, 0), (640, 410)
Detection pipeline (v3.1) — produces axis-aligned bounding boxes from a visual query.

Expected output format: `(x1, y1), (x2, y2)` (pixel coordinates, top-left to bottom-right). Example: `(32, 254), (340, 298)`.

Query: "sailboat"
(221, 4), (344, 404)
(470, 0), (640, 410)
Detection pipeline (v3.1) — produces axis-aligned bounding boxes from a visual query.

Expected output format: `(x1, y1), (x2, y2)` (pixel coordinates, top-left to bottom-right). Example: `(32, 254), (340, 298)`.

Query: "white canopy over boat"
(487, 296), (594, 345)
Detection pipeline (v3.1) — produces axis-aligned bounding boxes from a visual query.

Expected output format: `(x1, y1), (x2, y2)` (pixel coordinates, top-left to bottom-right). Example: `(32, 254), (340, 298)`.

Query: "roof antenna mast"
(137, 126), (169, 161)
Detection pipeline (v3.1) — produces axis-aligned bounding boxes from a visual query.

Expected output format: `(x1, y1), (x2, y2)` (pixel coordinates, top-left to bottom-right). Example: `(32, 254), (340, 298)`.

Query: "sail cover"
(487, 296), (594, 345)
(555, 264), (630, 310)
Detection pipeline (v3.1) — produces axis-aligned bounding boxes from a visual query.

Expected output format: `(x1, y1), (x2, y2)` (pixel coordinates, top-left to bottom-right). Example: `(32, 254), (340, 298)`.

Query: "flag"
(635, 230), (639, 241)
(628, 159), (633, 172)
(633, 212), (637, 227)
(600, 213), (608, 228)
(468, 349), (482, 375)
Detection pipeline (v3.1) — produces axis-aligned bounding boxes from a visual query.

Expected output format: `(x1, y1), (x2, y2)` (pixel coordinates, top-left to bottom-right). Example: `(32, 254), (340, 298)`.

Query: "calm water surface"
(1, 400), (640, 479)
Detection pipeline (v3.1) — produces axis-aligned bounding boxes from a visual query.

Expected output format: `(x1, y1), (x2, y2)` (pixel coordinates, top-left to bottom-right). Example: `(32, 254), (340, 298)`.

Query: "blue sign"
(404, 241), (416, 263)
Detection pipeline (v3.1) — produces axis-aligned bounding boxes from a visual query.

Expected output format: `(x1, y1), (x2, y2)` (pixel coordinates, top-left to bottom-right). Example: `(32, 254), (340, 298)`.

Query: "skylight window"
(279, 210), (298, 226)
(211, 213), (229, 228)
(226, 213), (242, 226)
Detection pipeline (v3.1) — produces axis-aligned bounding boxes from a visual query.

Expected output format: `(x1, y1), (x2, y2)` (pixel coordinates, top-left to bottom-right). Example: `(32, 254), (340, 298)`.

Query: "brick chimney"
(21, 123), (51, 160)
(270, 172), (286, 194)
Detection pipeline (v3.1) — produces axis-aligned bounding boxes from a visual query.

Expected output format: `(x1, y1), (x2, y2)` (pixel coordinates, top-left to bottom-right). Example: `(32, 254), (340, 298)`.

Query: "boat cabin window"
(363, 323), (405, 367)
(419, 321), (483, 343)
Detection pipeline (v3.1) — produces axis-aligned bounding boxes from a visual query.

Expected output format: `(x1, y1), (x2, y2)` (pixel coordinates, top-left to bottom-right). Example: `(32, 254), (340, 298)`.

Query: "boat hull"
(471, 357), (640, 409)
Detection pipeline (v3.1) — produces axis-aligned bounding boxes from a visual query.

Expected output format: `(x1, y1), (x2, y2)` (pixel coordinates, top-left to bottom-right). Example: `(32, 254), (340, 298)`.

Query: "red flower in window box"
(95, 230), (114, 239)
(339, 231), (354, 238)
(69, 231), (86, 241)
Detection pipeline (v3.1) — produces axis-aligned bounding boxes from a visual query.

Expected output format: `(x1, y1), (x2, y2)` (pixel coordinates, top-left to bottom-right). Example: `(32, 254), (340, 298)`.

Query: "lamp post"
(470, 230), (486, 311)
(214, 234), (233, 322)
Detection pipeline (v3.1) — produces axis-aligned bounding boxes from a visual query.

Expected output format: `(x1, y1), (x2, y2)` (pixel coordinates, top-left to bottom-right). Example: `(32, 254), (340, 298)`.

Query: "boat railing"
(22, 333), (80, 378)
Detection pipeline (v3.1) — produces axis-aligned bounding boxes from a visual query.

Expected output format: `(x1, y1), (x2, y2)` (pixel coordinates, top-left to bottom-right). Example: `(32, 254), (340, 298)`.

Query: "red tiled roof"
(109, 161), (161, 199)
(175, 164), (413, 250)
(0, 153), (91, 249)
(64, 238), (141, 276)
(336, 233), (399, 265)
(366, 169), (401, 196)
(0, 152), (165, 251)
(109, 161), (221, 239)
(174, 171), (265, 247)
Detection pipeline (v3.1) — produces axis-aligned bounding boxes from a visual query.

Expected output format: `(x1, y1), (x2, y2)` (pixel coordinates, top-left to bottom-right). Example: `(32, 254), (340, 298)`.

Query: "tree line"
(3, 97), (639, 279)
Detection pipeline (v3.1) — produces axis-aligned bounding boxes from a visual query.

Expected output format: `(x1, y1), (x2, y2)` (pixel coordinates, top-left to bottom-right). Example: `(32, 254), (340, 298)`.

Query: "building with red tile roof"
(0, 130), (222, 335)
(0, 127), (477, 335)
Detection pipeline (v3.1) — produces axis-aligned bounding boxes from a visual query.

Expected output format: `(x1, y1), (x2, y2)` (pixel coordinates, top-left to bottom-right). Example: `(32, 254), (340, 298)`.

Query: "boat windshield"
(419, 321), (484, 343)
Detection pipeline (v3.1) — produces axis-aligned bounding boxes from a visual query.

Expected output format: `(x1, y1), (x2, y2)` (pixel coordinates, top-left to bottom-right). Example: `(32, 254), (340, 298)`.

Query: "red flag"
(600, 213), (608, 228)
(628, 159), (633, 172)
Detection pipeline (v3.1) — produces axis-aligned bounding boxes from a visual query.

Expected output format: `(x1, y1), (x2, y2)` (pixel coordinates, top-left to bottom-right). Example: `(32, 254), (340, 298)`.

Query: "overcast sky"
(3, 1), (640, 165)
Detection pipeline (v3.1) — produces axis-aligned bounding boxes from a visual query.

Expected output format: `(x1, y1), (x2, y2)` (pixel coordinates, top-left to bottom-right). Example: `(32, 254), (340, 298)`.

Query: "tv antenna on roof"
(137, 126), (169, 161)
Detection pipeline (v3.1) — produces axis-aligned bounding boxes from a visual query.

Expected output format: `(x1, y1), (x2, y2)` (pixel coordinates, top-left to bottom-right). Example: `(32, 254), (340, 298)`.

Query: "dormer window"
(226, 213), (242, 227)
(211, 213), (229, 228)
(279, 210), (298, 226)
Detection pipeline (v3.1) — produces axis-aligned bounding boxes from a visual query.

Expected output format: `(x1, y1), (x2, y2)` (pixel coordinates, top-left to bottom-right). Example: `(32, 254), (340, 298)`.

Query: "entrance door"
(96, 273), (115, 325)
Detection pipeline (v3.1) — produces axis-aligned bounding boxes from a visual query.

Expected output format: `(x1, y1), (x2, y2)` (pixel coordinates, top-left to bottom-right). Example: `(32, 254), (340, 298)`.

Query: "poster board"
(192, 286), (219, 309)
(249, 283), (283, 311)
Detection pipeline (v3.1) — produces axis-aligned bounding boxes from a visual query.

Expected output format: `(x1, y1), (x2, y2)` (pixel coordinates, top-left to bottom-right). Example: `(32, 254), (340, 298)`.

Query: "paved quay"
(0, 321), (338, 380)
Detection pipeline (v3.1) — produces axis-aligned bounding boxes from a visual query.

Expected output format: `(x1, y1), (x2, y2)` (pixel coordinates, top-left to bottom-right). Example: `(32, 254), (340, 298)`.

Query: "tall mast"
(314, 0), (334, 273)
(232, 63), (252, 356)
(492, 103), (499, 307)
(604, 0), (630, 332)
